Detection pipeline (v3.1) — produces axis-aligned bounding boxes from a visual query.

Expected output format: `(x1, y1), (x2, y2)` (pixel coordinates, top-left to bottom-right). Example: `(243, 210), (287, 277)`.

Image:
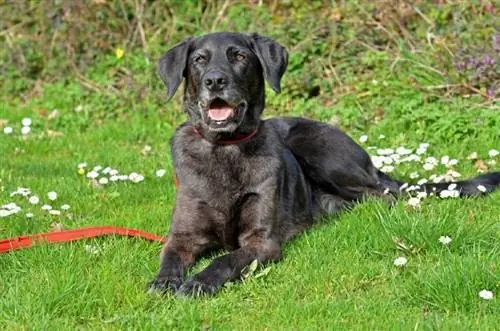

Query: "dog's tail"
(378, 170), (500, 197)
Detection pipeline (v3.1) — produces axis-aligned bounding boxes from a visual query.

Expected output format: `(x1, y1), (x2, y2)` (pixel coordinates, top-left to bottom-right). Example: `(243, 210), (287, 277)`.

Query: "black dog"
(149, 32), (500, 297)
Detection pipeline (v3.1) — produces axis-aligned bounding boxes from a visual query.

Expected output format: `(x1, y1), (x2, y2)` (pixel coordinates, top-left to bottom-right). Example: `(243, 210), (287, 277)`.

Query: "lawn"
(0, 1), (499, 330)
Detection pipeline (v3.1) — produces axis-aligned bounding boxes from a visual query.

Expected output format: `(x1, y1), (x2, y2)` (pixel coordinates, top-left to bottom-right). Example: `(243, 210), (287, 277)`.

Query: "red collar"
(192, 127), (258, 145)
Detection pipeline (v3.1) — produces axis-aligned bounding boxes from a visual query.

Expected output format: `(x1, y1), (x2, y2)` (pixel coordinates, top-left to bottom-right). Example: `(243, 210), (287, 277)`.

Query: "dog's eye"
(193, 55), (206, 64)
(235, 53), (246, 61)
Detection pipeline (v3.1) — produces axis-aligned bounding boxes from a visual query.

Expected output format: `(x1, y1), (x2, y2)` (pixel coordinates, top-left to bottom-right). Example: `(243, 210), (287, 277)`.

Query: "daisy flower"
(407, 197), (420, 208)
(86, 171), (99, 179)
(48, 191), (58, 200)
(477, 185), (487, 193)
(129, 172), (145, 183)
(29, 195), (40, 204)
(488, 149), (499, 158)
(478, 289), (494, 300)
(22, 118), (32, 126)
(393, 257), (408, 267)
(156, 169), (166, 177)
(21, 126), (31, 135)
(438, 236), (452, 245)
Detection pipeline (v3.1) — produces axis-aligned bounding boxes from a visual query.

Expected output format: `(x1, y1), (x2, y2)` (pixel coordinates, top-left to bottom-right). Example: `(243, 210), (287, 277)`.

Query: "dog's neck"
(192, 126), (258, 145)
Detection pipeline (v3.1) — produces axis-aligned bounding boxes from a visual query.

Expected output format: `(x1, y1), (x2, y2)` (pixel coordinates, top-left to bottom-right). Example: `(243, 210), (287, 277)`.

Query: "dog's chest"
(174, 143), (278, 246)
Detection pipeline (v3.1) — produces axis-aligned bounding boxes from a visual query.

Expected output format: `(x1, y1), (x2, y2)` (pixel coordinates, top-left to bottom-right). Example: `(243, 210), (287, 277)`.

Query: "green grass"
(1, 1), (499, 330)
(1, 87), (499, 330)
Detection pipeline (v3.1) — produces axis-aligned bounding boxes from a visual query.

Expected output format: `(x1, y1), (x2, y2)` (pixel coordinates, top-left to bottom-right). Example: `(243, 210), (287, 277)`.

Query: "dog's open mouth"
(208, 98), (234, 121)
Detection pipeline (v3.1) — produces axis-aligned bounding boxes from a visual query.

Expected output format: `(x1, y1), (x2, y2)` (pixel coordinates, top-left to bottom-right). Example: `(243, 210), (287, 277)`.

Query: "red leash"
(0, 226), (166, 254)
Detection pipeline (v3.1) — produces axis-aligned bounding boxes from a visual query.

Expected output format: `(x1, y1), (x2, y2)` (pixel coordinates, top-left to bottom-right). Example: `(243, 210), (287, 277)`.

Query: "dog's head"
(158, 32), (288, 134)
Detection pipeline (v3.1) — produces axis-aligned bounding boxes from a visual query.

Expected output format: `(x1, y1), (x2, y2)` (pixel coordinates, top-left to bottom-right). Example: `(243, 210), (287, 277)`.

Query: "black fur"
(148, 32), (499, 297)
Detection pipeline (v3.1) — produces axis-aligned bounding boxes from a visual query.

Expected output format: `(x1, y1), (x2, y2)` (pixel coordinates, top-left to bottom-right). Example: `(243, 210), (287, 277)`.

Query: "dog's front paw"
(147, 276), (183, 294)
(176, 279), (218, 297)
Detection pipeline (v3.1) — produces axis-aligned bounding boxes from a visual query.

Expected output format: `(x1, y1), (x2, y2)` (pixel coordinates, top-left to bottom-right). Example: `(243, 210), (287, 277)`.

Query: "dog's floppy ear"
(249, 33), (288, 93)
(157, 37), (194, 99)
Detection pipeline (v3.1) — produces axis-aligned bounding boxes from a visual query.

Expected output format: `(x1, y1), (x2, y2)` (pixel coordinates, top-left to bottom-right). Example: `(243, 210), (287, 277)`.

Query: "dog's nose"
(203, 71), (228, 91)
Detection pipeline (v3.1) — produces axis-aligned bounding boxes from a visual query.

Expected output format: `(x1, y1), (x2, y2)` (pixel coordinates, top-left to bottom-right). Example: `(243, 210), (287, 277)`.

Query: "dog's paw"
(146, 276), (183, 294)
(176, 279), (218, 298)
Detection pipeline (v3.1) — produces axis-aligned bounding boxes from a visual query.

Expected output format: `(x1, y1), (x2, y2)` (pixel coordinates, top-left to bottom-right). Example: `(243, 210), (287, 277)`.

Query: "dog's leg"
(148, 234), (207, 293)
(177, 193), (281, 297)
(176, 237), (281, 297)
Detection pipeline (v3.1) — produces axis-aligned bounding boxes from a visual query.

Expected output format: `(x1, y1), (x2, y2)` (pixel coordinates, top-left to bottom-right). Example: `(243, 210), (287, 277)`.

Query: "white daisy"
(488, 149), (499, 158)
(417, 179), (428, 185)
(3, 126), (13, 134)
(48, 191), (58, 200)
(49, 210), (61, 216)
(98, 177), (109, 185)
(60, 204), (70, 210)
(377, 148), (394, 156)
(2, 202), (19, 210)
(21, 126), (31, 135)
(417, 191), (428, 199)
(406, 185), (420, 192)
(359, 135), (368, 143)
(423, 163), (435, 171)
(478, 289), (494, 300)
(28, 195), (40, 204)
(438, 236), (452, 245)
(156, 169), (167, 177)
(41, 204), (52, 211)
(22, 118), (32, 126)
(86, 171), (99, 179)
(0, 209), (11, 217)
(425, 156), (438, 164)
(407, 197), (421, 207)
(477, 185), (487, 193)
(409, 172), (420, 179)
(380, 165), (394, 173)
(467, 152), (478, 160)
(393, 257), (408, 267)
(431, 175), (444, 183)
(129, 172), (145, 183)
(396, 146), (412, 155)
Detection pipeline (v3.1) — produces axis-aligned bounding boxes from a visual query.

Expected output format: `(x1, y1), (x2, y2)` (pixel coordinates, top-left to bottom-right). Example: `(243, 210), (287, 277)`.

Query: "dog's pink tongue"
(208, 107), (233, 120)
